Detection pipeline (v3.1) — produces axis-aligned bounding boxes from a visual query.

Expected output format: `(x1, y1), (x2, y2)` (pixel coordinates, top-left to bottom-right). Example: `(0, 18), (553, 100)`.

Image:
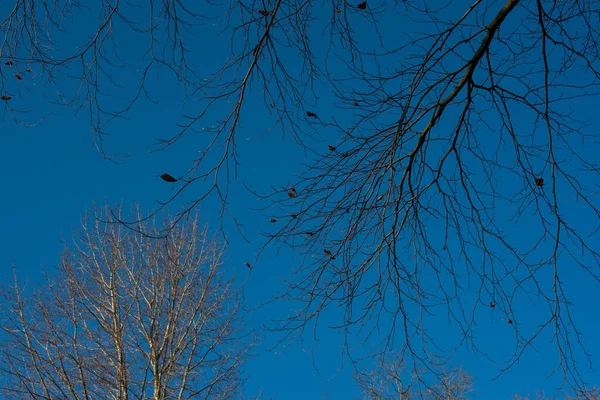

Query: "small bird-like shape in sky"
(160, 173), (178, 182)
(357, 2), (367, 9)
(1, 95), (11, 101)
(306, 111), (319, 119)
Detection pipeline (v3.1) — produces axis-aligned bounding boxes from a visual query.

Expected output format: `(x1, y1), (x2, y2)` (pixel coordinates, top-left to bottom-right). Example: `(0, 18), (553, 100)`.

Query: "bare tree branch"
(0, 205), (252, 400)
(1, 0), (600, 390)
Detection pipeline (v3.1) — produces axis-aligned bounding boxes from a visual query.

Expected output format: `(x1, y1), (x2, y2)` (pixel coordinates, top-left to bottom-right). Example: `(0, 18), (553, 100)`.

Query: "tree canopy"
(0, 207), (251, 399)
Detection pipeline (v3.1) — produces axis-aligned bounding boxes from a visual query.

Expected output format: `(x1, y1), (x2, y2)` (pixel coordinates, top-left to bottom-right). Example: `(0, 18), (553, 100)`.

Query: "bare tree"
(1, 0), (600, 390)
(356, 355), (600, 400)
(355, 354), (472, 400)
(0, 206), (251, 400)
(514, 388), (600, 400)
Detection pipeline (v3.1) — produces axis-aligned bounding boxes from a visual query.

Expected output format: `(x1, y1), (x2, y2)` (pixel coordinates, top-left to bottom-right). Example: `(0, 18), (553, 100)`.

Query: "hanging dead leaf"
(290, 213), (297, 219)
(306, 111), (319, 119)
(357, 1), (367, 9)
(1, 95), (12, 101)
(14, 74), (22, 80)
(288, 191), (297, 198)
(269, 219), (278, 223)
(508, 319), (513, 324)
(353, 101), (359, 106)
(324, 249), (332, 255)
(244, 262), (251, 268)
(490, 302), (495, 308)
(258, 9), (270, 16)
(535, 177), (544, 187)
(328, 145), (336, 151)
(4, 61), (13, 66)
(160, 173), (178, 182)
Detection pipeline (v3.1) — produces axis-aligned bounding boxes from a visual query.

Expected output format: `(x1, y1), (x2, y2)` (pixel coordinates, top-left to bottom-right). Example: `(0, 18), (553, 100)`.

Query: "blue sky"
(1, 1), (600, 398)
(6, 102), (600, 399)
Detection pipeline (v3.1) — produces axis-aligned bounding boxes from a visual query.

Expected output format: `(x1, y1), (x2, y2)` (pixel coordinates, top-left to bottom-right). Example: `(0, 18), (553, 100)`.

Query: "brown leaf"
(288, 191), (297, 198)
(1, 95), (12, 101)
(508, 319), (513, 324)
(4, 61), (13, 66)
(26, 69), (31, 73)
(357, 2), (367, 9)
(306, 111), (319, 119)
(244, 262), (251, 268)
(306, 232), (314, 236)
(490, 302), (495, 308)
(353, 101), (359, 106)
(290, 213), (297, 219)
(160, 173), (177, 182)
(324, 249), (332, 255)
(269, 219), (278, 223)
(535, 177), (544, 187)
(14, 74), (22, 80)
(258, 9), (270, 16)
(328, 145), (336, 151)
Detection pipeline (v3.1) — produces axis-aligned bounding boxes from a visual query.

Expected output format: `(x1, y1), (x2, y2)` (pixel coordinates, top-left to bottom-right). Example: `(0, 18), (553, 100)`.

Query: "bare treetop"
(0, 206), (251, 400)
